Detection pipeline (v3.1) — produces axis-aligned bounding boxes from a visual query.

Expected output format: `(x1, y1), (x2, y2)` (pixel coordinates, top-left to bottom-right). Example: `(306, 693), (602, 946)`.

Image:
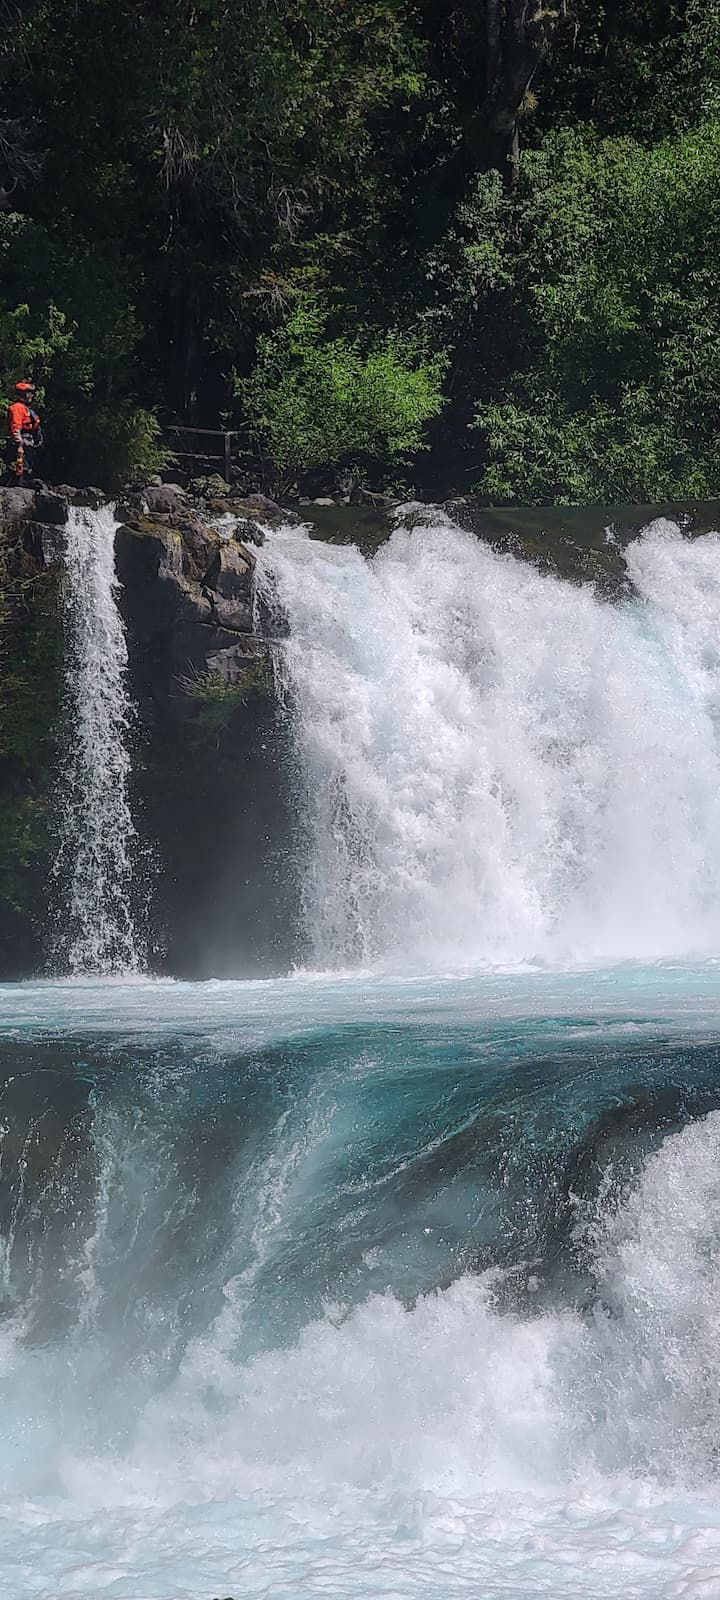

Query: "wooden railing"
(164, 426), (246, 484)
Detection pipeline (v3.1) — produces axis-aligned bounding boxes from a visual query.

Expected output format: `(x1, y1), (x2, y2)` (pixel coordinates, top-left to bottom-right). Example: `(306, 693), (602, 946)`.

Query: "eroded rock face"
(114, 510), (266, 716)
(112, 507), (300, 980)
(0, 486), (298, 981)
(0, 487), (41, 527)
(142, 483), (188, 515)
(0, 487), (70, 584)
(230, 492), (299, 527)
(0, 490), (66, 981)
(186, 478), (300, 530)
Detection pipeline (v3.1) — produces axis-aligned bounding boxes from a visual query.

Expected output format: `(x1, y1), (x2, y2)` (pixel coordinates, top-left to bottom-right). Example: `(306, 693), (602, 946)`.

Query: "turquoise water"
(8, 512), (720, 1594)
(1, 967), (720, 1597)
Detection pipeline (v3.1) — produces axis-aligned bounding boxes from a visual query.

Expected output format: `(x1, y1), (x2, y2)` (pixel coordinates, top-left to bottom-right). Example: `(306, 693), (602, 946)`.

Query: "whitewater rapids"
(1, 971), (720, 1598)
(5, 510), (720, 1595)
(256, 512), (720, 970)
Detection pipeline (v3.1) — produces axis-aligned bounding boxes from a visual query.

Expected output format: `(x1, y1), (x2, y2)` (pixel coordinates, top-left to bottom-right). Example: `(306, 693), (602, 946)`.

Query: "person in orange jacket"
(7, 379), (43, 485)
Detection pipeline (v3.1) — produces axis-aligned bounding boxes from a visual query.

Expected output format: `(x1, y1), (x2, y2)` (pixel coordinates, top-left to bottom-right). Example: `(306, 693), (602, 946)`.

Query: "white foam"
(256, 514), (720, 970)
(0, 1091), (718, 1596)
(53, 504), (142, 973)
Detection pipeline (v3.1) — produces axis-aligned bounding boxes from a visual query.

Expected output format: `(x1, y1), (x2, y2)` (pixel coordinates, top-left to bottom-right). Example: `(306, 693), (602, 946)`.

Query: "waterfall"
(7, 508), (720, 1600)
(256, 510), (720, 971)
(54, 504), (142, 974)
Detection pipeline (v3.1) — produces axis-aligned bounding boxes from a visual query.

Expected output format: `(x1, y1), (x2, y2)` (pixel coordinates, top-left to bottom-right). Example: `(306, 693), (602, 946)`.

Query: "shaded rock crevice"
(0, 488), (67, 979)
(111, 506), (302, 981)
(0, 484), (302, 981)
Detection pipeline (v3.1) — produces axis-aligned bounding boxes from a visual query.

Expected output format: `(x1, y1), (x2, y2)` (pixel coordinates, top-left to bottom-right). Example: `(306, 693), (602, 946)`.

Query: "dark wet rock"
(0, 508), (69, 582)
(0, 486), (297, 982)
(114, 516), (216, 645)
(203, 538), (254, 596)
(114, 491), (146, 522)
(349, 485), (399, 512)
(205, 594), (255, 633)
(0, 486), (36, 525)
(188, 472), (229, 500)
(202, 539), (255, 633)
(204, 639), (260, 682)
(34, 489), (69, 525)
(142, 483), (188, 515)
(71, 486), (106, 508)
(21, 520), (67, 569)
(0, 521), (64, 979)
(227, 492), (300, 527)
(113, 508), (297, 979)
(114, 512), (265, 717)
(228, 516), (265, 546)
(184, 476), (298, 530)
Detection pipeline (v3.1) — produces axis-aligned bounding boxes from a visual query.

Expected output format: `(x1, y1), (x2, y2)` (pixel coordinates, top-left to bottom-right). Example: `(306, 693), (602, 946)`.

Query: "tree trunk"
(482, 0), (564, 183)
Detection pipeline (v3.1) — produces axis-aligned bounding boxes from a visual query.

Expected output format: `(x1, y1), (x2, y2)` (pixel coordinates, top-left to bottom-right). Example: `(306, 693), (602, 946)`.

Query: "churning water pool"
(1, 966), (720, 1598)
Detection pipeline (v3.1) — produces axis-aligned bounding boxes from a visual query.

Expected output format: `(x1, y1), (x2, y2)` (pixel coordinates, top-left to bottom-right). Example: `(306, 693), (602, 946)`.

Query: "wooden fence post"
(223, 432), (232, 484)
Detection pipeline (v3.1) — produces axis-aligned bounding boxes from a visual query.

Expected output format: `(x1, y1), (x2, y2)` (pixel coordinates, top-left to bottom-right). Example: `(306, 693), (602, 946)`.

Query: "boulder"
(0, 487), (36, 526)
(203, 539), (253, 599)
(114, 492), (147, 522)
(206, 595), (255, 633)
(114, 510), (267, 717)
(142, 484), (188, 515)
(72, 486), (106, 508)
(204, 641), (263, 684)
(349, 486), (399, 512)
(34, 489), (69, 525)
(189, 473), (229, 500)
(227, 516), (265, 546)
(114, 518), (216, 642)
(0, 508), (69, 581)
(173, 513), (224, 581)
(22, 520), (67, 569)
(229, 493), (300, 528)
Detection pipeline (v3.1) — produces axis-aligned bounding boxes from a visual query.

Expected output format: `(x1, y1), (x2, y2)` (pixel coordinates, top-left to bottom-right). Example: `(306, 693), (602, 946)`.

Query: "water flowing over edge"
(6, 497), (720, 1593)
(255, 510), (720, 974)
(52, 503), (143, 974)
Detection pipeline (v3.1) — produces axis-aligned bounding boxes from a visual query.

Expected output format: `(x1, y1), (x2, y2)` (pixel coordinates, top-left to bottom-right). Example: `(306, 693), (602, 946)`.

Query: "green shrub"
(177, 660), (270, 743)
(70, 405), (169, 489)
(237, 304), (446, 479)
(472, 120), (720, 502)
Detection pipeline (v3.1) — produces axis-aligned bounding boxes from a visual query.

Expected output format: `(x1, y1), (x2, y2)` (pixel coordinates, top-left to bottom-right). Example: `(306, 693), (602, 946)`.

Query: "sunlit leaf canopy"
(0, 0), (718, 498)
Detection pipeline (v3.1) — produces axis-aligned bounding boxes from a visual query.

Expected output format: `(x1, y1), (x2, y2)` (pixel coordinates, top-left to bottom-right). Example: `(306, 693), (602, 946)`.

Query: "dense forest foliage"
(1, 0), (719, 502)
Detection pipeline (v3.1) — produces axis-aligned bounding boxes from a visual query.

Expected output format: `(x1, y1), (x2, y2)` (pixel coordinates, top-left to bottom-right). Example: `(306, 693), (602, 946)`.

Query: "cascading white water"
(256, 511), (720, 970)
(5, 508), (720, 1598)
(3, 976), (720, 1600)
(54, 504), (141, 973)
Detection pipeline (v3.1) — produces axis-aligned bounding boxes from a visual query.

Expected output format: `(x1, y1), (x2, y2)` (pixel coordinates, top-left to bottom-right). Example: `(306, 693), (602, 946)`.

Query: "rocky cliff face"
(0, 483), (302, 979)
(6, 478), (714, 980)
(0, 487), (68, 976)
(113, 495), (302, 978)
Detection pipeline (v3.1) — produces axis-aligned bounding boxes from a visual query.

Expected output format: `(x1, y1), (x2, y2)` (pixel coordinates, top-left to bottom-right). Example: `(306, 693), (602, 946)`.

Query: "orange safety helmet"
(15, 380), (34, 394)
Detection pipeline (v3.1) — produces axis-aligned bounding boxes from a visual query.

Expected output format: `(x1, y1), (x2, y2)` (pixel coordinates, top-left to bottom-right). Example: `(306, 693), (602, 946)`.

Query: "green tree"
(3, 0), (720, 499)
(472, 120), (720, 502)
(238, 304), (446, 482)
